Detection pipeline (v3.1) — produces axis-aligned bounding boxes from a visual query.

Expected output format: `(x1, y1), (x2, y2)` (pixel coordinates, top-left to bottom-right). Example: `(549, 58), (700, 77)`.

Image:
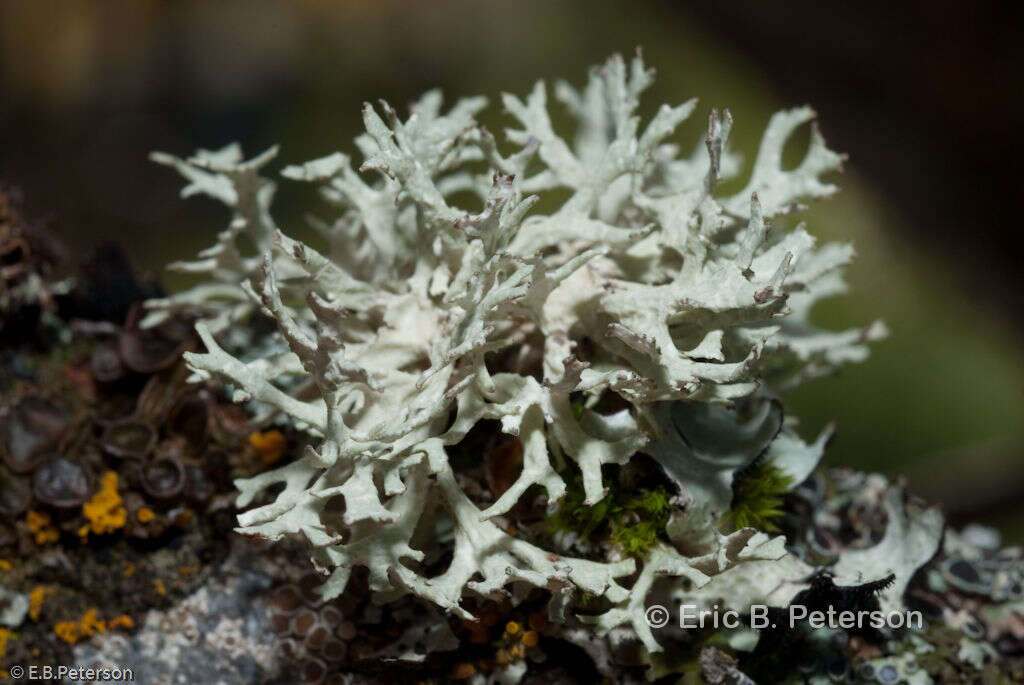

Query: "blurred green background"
(2, 1), (1022, 538)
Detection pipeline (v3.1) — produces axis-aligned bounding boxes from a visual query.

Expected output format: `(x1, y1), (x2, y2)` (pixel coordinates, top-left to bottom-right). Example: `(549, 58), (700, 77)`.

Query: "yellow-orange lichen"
(153, 578), (166, 596)
(28, 586), (54, 621)
(81, 608), (106, 635)
(136, 507), (155, 523)
(248, 430), (286, 465)
(475, 615), (539, 671)
(26, 511), (59, 544)
(0, 627), (14, 659)
(81, 471), (127, 535)
(54, 621), (79, 644)
(53, 609), (107, 645)
(107, 614), (133, 630)
(0, 559), (10, 571)
(124, 562), (136, 578)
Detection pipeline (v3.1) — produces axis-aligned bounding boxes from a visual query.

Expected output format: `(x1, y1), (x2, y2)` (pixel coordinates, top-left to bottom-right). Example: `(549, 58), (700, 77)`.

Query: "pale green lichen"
(152, 52), (909, 657)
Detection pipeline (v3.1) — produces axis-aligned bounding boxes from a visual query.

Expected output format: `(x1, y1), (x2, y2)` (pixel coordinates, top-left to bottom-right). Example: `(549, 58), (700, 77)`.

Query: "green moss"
(546, 473), (671, 558)
(723, 460), (793, 533)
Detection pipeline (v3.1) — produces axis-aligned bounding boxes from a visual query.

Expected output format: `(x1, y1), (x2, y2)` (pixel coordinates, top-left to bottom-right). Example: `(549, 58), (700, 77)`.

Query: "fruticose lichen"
(151, 51), (909, 661)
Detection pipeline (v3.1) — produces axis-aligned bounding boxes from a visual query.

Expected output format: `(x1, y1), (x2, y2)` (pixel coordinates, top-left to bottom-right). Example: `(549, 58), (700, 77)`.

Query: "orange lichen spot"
(124, 562), (136, 578)
(82, 471), (127, 535)
(510, 644), (525, 660)
(26, 511), (59, 544)
(137, 507), (155, 523)
(78, 524), (90, 539)
(107, 614), (133, 630)
(0, 627), (14, 659)
(504, 620), (520, 636)
(153, 578), (166, 596)
(53, 609), (106, 645)
(54, 620), (80, 644)
(0, 559), (10, 571)
(452, 662), (476, 679)
(495, 648), (511, 666)
(29, 586), (54, 620)
(249, 430), (286, 465)
(521, 630), (539, 648)
(177, 564), (199, 577)
(80, 608), (106, 635)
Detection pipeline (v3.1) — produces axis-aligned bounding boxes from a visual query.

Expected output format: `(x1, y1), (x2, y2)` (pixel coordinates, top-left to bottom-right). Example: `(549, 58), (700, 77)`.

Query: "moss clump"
(724, 460), (793, 532)
(546, 473), (672, 558)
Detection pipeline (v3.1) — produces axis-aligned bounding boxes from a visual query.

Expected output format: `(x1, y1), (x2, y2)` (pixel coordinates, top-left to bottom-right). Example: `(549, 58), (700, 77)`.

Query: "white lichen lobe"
(152, 53), (900, 648)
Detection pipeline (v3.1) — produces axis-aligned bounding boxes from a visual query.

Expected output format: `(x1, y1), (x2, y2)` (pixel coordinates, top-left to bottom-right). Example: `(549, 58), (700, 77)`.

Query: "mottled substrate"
(0, 296), (291, 673)
(60, 465), (1024, 684)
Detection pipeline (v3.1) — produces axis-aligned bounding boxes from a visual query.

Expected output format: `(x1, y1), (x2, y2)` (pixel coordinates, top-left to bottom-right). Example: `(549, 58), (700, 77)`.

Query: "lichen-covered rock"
(0, 239), (291, 672)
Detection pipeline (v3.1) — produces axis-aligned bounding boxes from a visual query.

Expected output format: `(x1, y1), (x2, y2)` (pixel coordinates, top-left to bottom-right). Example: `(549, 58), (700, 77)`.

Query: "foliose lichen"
(151, 51), (913, 663)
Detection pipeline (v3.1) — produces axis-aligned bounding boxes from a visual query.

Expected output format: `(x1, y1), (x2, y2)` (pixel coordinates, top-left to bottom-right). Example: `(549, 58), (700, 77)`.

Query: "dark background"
(2, 1), (1022, 537)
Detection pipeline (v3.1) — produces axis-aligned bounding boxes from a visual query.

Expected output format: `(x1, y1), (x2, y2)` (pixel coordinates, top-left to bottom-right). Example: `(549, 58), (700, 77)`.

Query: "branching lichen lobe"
(152, 53), (915, 667)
